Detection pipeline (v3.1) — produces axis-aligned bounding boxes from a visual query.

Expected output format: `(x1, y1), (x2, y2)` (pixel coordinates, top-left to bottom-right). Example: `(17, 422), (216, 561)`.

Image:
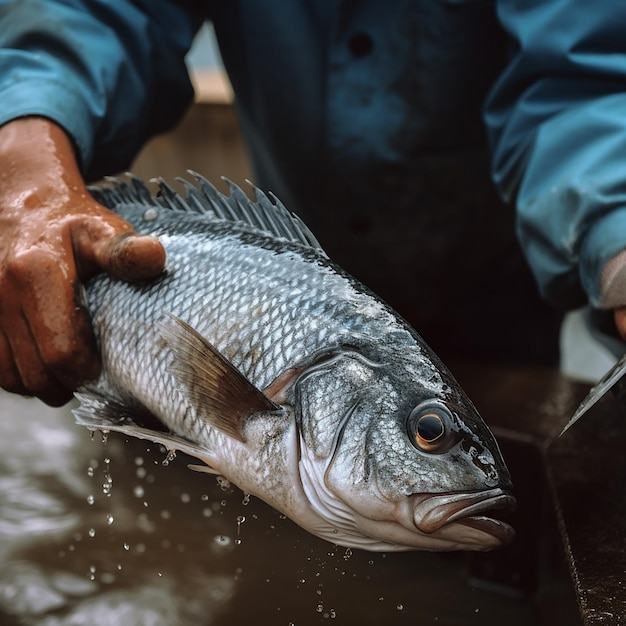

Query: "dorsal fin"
(88, 172), (326, 253)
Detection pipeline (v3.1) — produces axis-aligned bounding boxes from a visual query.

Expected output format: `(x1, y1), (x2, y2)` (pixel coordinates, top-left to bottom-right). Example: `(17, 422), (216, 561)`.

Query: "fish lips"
(411, 488), (516, 545)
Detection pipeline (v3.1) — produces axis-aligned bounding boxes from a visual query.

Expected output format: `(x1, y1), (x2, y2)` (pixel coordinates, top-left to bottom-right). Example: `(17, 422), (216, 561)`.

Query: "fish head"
(292, 339), (515, 552)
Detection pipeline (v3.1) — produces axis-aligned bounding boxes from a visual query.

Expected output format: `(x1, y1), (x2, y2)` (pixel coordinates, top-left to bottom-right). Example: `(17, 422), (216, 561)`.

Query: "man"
(0, 0), (624, 406)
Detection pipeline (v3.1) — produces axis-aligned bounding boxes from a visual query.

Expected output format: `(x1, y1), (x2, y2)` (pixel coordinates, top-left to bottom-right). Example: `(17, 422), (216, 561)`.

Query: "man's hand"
(0, 117), (165, 406)
(614, 307), (626, 343)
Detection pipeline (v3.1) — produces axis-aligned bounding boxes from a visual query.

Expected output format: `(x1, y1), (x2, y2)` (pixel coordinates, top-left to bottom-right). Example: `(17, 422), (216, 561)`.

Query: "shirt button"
(348, 32), (374, 58)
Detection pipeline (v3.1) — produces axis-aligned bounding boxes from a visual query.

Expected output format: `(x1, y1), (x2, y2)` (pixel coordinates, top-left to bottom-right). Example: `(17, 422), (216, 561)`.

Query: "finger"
(17, 248), (102, 391)
(95, 231), (167, 281)
(72, 214), (166, 282)
(0, 330), (28, 396)
(8, 312), (73, 406)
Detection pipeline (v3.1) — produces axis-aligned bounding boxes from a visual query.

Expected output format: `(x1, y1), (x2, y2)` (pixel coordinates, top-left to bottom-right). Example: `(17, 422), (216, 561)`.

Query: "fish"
(73, 173), (515, 552)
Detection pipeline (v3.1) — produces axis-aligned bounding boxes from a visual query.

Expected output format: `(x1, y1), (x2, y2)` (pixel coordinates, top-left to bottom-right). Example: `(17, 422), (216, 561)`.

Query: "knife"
(561, 352), (626, 434)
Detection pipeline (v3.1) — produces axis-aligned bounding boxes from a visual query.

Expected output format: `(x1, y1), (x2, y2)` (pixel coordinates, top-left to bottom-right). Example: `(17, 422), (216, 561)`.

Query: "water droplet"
(214, 535), (231, 546)
(123, 543), (130, 551)
(87, 467), (94, 478)
(136, 467), (147, 479)
(143, 207), (159, 222)
(330, 609), (337, 618)
(101, 430), (109, 445)
(134, 456), (144, 466)
(210, 534), (234, 553)
(162, 449), (176, 466)
(216, 476), (231, 491)
(201, 494), (209, 501)
(397, 604), (404, 611)
(316, 603), (324, 613)
(133, 485), (145, 498)
(180, 492), (190, 503)
(242, 493), (251, 506)
(86, 494), (94, 505)
(102, 458), (113, 497)
(106, 514), (114, 526)
(88, 528), (96, 538)
(343, 548), (352, 561)
(220, 500), (227, 507)
(202, 508), (213, 518)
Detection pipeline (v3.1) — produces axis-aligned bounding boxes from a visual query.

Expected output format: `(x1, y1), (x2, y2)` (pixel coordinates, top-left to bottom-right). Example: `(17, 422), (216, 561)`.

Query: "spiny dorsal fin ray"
(88, 172), (326, 255)
(159, 312), (282, 443)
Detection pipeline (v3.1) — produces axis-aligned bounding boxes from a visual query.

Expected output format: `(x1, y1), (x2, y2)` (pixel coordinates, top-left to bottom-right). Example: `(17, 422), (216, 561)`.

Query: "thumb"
(94, 231), (167, 281)
(73, 215), (166, 282)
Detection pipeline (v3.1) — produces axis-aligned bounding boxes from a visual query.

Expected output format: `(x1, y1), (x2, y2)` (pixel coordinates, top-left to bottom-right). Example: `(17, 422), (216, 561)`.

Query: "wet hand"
(0, 117), (166, 406)
(614, 307), (626, 343)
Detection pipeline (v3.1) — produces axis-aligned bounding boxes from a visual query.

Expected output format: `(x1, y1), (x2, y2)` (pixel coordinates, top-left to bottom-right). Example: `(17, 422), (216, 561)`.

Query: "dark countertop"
(452, 360), (624, 626)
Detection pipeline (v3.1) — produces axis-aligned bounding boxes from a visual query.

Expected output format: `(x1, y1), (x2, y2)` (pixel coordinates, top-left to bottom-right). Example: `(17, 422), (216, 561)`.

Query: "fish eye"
(407, 404), (452, 453)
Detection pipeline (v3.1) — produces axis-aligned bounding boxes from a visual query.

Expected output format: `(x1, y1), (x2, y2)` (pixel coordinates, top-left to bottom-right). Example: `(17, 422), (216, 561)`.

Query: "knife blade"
(561, 352), (626, 435)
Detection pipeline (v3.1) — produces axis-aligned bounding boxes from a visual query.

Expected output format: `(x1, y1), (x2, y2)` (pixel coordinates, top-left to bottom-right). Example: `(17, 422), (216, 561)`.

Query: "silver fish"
(74, 174), (515, 552)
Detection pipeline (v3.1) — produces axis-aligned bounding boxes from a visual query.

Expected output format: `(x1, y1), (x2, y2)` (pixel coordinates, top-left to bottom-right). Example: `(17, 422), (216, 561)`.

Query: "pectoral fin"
(73, 391), (220, 474)
(159, 313), (281, 443)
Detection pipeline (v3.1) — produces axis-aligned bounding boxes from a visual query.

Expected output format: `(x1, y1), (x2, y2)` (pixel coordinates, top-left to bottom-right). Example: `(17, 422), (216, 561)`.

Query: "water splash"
(162, 449), (176, 466)
(211, 535), (234, 554)
(216, 476), (231, 492)
(102, 458), (113, 498)
(235, 515), (246, 545)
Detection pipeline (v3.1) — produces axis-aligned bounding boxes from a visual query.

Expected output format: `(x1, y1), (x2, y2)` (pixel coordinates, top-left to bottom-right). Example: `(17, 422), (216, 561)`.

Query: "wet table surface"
(0, 361), (619, 626)
(454, 361), (625, 626)
(545, 383), (626, 625)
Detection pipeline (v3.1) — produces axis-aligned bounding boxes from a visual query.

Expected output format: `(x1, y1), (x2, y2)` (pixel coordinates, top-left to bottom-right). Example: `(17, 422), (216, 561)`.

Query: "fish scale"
(74, 175), (516, 552)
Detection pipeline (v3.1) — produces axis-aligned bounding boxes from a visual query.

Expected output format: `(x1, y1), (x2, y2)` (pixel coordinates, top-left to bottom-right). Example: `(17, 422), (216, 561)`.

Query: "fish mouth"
(412, 488), (516, 545)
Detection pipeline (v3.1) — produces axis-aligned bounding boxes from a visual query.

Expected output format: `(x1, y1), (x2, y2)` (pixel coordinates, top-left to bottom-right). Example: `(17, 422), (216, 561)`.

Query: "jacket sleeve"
(0, 0), (204, 181)
(484, 0), (626, 310)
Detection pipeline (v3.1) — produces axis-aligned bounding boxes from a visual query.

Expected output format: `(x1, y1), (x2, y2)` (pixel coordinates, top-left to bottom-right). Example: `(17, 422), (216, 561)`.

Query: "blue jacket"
(0, 0), (623, 313)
